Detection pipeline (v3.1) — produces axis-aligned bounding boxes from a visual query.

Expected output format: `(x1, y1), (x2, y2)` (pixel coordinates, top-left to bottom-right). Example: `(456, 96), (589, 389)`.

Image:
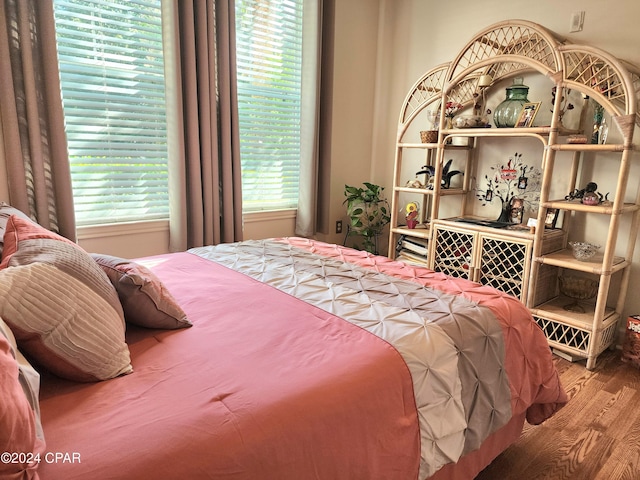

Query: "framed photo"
(509, 197), (524, 224)
(515, 102), (541, 128)
(544, 208), (559, 229)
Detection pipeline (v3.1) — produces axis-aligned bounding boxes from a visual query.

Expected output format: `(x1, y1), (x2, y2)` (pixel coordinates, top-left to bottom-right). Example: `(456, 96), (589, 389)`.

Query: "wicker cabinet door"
(431, 226), (476, 279)
(477, 235), (531, 302)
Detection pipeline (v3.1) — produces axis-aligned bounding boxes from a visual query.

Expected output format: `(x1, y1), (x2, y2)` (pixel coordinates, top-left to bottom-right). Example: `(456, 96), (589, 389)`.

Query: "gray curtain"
(0, 0), (76, 239)
(295, 0), (334, 237)
(163, 0), (243, 251)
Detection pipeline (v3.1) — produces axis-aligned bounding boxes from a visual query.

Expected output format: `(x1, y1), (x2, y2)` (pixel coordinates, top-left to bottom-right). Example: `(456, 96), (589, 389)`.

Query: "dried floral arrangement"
(444, 101), (464, 119)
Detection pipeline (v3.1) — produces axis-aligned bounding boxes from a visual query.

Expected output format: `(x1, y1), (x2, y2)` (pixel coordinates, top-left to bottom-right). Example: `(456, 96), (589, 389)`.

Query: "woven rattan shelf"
(397, 142), (471, 149)
(391, 224), (431, 239)
(532, 311), (619, 359)
(542, 200), (640, 214)
(536, 250), (627, 274)
(388, 19), (640, 369)
(531, 297), (617, 328)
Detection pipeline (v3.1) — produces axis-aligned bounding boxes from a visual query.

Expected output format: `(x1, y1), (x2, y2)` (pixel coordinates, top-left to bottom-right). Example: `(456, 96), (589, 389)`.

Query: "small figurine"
(415, 159), (462, 190)
(441, 159), (462, 189)
(405, 178), (424, 188)
(405, 201), (419, 229)
(415, 165), (435, 189)
(565, 182), (609, 205)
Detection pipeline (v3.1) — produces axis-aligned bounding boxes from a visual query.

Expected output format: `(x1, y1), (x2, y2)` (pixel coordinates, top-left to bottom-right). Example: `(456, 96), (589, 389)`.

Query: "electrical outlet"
(336, 220), (342, 234)
(569, 11), (585, 33)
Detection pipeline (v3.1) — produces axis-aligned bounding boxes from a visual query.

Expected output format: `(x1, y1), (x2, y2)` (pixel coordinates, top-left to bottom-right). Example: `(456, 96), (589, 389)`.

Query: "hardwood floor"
(475, 349), (640, 480)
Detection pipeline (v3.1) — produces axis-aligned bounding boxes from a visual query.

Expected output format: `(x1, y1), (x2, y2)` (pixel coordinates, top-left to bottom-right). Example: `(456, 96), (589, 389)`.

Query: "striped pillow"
(0, 202), (32, 256)
(0, 215), (132, 382)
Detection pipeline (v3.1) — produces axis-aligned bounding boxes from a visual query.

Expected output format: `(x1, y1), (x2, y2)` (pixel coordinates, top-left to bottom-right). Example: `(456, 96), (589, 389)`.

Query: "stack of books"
(396, 235), (429, 266)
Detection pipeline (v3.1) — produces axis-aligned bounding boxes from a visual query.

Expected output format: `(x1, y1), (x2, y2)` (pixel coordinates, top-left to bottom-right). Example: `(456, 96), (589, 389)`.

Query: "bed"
(0, 212), (567, 480)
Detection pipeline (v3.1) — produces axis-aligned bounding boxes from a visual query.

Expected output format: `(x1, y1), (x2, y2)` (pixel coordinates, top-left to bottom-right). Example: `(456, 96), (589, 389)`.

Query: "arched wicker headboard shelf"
(397, 19), (640, 140)
(446, 19), (562, 87)
(398, 63), (449, 138)
(389, 19), (640, 370)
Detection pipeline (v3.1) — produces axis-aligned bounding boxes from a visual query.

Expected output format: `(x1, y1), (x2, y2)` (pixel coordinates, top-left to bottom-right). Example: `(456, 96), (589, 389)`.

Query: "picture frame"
(509, 197), (524, 224)
(544, 208), (559, 228)
(515, 102), (541, 128)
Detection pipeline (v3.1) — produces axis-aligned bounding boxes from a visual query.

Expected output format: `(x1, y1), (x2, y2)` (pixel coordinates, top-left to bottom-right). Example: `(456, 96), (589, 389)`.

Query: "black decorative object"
(415, 159), (462, 190)
(442, 159), (462, 189)
(565, 182), (610, 205)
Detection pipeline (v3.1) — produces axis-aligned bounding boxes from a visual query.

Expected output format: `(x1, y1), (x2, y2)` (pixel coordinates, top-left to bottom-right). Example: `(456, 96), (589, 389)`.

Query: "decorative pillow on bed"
(0, 317), (44, 479)
(0, 215), (132, 382)
(91, 253), (192, 330)
(0, 202), (32, 256)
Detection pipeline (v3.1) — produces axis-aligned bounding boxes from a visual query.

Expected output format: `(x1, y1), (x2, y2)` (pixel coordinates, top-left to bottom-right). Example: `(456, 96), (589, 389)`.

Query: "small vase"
(444, 116), (453, 129)
(496, 199), (512, 223)
(493, 77), (530, 128)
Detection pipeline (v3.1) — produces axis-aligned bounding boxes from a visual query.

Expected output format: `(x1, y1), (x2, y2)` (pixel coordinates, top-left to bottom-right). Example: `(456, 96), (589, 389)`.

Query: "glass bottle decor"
(591, 104), (604, 144)
(598, 116), (608, 144)
(493, 77), (530, 128)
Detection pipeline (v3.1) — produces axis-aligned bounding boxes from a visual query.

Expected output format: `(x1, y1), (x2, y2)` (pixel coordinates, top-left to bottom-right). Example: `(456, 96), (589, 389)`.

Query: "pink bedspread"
(37, 238), (567, 480)
(37, 250), (420, 479)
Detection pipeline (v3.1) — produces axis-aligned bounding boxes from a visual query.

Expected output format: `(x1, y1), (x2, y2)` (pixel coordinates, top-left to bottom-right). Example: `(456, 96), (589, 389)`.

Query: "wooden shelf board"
(543, 200), (638, 214)
(394, 186), (434, 195)
(397, 142), (470, 150)
(435, 217), (535, 239)
(536, 249), (626, 273)
(391, 224), (431, 239)
(398, 142), (438, 148)
(441, 124), (583, 136)
(550, 143), (626, 152)
(530, 296), (618, 329)
(439, 188), (467, 196)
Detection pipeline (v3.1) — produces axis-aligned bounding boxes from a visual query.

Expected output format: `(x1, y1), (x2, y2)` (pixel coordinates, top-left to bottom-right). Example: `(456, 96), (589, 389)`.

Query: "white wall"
(314, 0), (382, 247)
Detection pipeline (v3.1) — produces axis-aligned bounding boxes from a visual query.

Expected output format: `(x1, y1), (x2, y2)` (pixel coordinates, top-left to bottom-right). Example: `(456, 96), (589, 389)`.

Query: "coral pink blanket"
(38, 249), (419, 479)
(38, 239), (566, 479)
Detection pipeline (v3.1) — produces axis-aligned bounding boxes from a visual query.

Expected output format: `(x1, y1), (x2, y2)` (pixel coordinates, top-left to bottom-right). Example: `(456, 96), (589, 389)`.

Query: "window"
(235, 0), (304, 212)
(53, 0), (169, 226)
(54, 0), (309, 225)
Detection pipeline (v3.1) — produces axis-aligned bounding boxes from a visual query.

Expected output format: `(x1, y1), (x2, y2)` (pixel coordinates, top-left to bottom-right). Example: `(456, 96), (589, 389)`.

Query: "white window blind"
(53, 0), (169, 226)
(235, 0), (304, 212)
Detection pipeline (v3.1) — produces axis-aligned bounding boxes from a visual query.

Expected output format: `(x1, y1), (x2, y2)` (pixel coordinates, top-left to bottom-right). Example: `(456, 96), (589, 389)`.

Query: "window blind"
(53, 0), (169, 226)
(235, 0), (304, 212)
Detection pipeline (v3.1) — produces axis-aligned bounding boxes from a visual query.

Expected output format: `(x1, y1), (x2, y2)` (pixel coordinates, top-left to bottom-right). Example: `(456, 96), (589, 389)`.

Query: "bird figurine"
(416, 160), (462, 190)
(442, 159), (462, 189)
(415, 165), (436, 190)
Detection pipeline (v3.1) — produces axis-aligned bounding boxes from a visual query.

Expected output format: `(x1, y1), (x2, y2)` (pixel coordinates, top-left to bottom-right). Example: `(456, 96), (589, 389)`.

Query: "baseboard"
(552, 348), (584, 362)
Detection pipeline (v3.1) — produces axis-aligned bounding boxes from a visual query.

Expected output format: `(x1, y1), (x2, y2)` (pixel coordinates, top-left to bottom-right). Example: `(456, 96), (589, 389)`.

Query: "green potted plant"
(343, 182), (391, 254)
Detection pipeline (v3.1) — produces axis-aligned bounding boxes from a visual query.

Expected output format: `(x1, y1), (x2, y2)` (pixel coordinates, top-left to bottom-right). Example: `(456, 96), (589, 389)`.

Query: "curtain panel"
(0, 0), (75, 239)
(295, 0), (334, 237)
(163, 0), (243, 251)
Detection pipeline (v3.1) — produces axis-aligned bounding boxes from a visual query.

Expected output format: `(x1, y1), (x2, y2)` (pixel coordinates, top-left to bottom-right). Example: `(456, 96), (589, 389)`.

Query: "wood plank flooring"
(475, 349), (640, 480)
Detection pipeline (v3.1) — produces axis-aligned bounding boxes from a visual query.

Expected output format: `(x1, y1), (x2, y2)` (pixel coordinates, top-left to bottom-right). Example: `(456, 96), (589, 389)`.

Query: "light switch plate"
(570, 11), (585, 33)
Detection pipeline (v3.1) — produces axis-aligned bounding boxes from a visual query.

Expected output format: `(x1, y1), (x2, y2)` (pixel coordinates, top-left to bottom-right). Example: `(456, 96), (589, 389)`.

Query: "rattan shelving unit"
(388, 20), (640, 369)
